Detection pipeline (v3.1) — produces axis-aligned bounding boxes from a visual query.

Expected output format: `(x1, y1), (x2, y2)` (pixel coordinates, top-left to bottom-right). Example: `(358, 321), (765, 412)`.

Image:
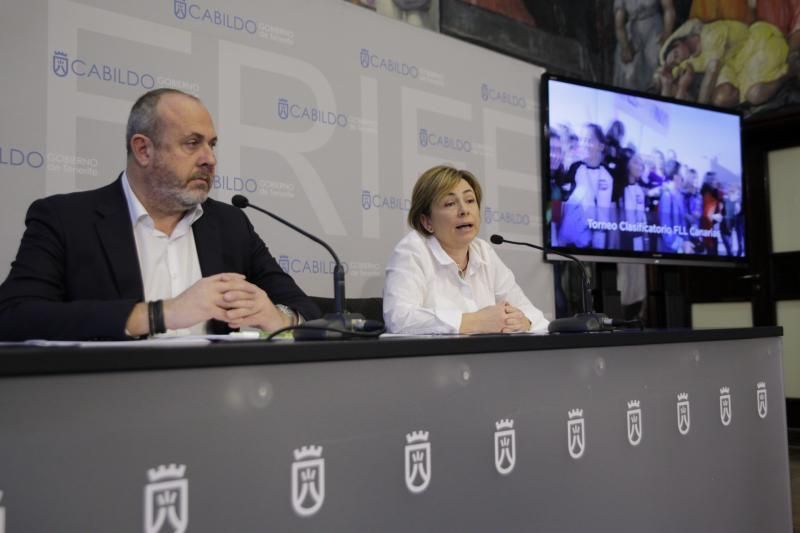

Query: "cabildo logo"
(277, 98), (348, 128)
(278, 255), (347, 276)
(0, 144), (45, 169)
(360, 48), (418, 78)
(361, 190), (410, 211)
(418, 129), (472, 153)
(52, 51), (156, 90)
(173, 0), (256, 32)
(172, 0), (293, 44)
(1, 144), (100, 175)
(480, 83), (528, 109)
(212, 175), (296, 199)
(213, 175), (258, 193)
(51, 50), (199, 94)
(483, 206), (530, 226)
(277, 255), (379, 278)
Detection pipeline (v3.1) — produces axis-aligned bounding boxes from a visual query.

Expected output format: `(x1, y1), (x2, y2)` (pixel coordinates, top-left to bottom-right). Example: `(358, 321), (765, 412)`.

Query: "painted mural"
(349, 0), (800, 117)
(348, 0), (440, 31)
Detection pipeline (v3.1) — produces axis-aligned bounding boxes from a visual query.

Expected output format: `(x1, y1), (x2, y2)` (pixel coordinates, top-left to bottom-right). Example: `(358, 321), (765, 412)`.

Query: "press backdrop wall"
(0, 0), (553, 319)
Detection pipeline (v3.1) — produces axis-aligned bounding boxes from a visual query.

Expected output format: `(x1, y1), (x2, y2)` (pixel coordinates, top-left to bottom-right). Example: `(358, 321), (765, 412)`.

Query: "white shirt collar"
(424, 234), (487, 271)
(121, 171), (204, 229)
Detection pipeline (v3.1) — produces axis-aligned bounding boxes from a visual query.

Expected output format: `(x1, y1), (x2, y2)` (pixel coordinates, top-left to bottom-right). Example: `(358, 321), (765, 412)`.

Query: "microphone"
(489, 234), (613, 333)
(232, 194), (380, 339)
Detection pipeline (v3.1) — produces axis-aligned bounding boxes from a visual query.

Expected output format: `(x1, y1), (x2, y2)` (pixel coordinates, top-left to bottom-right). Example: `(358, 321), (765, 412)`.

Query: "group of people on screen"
(0, 89), (548, 341)
(548, 120), (745, 257)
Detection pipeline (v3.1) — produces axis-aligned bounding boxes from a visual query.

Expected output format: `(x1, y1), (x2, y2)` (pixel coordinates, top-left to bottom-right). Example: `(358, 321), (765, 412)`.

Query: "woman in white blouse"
(383, 165), (549, 334)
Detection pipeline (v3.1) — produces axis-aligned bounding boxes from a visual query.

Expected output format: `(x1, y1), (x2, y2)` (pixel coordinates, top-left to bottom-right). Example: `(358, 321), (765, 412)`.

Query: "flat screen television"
(541, 73), (747, 268)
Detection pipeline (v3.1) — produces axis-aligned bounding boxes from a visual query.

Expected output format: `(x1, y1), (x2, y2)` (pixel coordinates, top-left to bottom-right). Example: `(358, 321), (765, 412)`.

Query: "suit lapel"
(94, 177), (144, 300)
(193, 202), (229, 334)
(193, 201), (225, 276)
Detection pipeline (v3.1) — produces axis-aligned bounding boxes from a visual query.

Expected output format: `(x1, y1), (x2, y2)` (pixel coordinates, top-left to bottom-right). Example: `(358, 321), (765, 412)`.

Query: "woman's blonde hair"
(407, 165), (482, 234)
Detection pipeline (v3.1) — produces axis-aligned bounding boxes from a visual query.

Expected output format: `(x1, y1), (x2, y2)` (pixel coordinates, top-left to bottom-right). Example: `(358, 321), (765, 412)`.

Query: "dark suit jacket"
(0, 177), (320, 340)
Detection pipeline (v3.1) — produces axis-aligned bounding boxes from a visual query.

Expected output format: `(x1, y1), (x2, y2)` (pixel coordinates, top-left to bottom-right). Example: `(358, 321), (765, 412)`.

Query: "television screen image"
(541, 74), (747, 267)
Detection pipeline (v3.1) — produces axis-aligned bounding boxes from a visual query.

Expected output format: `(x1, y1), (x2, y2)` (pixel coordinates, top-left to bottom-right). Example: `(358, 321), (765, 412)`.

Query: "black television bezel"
(539, 72), (748, 268)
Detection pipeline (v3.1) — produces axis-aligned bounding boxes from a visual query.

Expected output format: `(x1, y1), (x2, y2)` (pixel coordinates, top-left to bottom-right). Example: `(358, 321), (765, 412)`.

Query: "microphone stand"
(489, 234), (613, 333)
(232, 195), (374, 339)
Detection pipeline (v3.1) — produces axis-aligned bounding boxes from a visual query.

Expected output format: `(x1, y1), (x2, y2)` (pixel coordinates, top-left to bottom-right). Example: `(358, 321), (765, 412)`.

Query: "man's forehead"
(157, 94), (215, 134)
(158, 92), (199, 112)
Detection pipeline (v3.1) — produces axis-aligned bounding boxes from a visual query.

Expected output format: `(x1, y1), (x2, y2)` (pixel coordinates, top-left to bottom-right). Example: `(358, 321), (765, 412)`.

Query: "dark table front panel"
(0, 334), (792, 532)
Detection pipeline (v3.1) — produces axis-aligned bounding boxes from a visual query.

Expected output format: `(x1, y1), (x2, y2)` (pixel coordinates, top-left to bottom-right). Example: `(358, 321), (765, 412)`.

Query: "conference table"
(0, 327), (792, 532)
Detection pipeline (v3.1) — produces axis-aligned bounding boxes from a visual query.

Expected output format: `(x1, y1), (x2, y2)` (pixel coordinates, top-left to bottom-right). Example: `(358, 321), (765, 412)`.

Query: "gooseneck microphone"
(232, 194), (381, 339)
(489, 234), (613, 333)
(233, 194), (345, 312)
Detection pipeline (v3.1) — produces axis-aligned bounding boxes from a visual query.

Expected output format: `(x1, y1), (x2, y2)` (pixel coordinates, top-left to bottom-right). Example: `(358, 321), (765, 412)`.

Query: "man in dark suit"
(0, 89), (320, 340)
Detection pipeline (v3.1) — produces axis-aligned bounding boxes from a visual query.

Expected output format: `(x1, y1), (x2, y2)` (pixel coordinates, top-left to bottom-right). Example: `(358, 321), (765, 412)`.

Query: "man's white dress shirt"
(122, 173), (205, 336)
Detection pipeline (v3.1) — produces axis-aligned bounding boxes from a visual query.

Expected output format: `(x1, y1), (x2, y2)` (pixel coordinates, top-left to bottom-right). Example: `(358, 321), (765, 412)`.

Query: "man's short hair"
(125, 88), (199, 156)
(407, 165), (483, 234)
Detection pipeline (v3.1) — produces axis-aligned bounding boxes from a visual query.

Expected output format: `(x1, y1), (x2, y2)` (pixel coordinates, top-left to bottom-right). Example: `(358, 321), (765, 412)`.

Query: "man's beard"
(149, 158), (211, 213)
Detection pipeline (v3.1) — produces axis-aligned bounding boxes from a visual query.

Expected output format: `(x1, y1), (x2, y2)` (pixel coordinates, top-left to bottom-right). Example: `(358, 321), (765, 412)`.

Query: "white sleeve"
(383, 236), (462, 334)
(488, 246), (550, 332)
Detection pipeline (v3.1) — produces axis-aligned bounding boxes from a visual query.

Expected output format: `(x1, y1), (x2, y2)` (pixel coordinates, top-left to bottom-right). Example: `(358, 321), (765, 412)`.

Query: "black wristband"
(148, 300), (167, 335)
(154, 300), (166, 334)
(147, 301), (156, 336)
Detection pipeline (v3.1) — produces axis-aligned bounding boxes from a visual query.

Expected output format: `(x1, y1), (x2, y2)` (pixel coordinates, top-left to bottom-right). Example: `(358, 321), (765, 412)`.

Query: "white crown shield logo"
(494, 419), (516, 475)
(567, 409), (585, 459)
(626, 400), (642, 446)
(757, 382), (768, 418)
(719, 387), (732, 426)
(291, 445), (325, 517)
(676, 393), (690, 435)
(405, 431), (431, 493)
(144, 464), (188, 533)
